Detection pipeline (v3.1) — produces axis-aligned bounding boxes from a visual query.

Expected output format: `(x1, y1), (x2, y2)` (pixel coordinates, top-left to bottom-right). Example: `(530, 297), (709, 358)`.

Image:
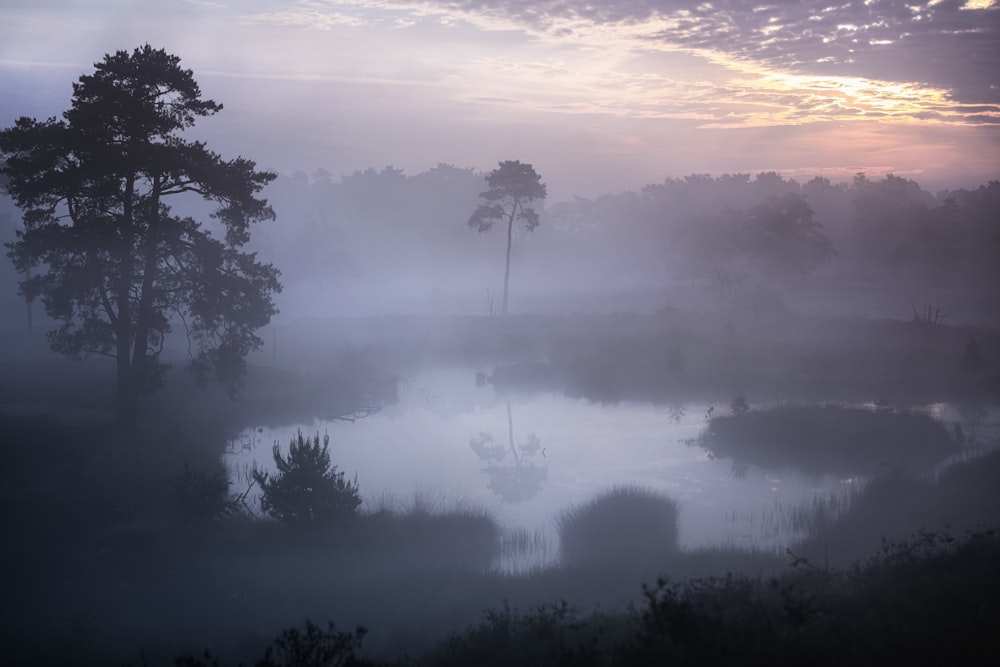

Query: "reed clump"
(556, 484), (680, 569)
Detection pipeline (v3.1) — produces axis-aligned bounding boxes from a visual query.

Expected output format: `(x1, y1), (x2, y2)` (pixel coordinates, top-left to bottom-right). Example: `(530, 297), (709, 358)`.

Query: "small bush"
(169, 463), (233, 522)
(557, 484), (679, 568)
(253, 430), (361, 527)
(425, 602), (624, 667)
(175, 620), (368, 667)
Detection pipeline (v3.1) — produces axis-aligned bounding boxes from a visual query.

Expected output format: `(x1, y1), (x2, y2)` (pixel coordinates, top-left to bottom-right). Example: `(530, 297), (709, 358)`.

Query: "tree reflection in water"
(469, 401), (548, 503)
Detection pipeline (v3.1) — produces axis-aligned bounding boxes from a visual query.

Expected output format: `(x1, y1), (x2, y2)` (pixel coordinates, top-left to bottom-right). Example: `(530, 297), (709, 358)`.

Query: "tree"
(468, 160), (546, 315)
(0, 45), (281, 420)
(252, 430), (361, 526)
(740, 192), (834, 281)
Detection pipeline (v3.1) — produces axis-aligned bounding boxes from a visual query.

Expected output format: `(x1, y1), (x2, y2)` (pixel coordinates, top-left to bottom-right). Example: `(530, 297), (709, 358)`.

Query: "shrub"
(175, 620), (368, 667)
(169, 463), (234, 522)
(253, 430), (361, 526)
(425, 602), (623, 667)
(556, 484), (679, 568)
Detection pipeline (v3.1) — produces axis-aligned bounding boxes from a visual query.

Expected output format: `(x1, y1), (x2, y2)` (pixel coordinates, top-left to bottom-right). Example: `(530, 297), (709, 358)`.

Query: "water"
(225, 367), (868, 566)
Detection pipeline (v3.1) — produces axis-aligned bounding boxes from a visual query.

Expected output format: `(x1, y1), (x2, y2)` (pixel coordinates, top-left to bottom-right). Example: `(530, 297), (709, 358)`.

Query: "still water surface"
(225, 367), (868, 562)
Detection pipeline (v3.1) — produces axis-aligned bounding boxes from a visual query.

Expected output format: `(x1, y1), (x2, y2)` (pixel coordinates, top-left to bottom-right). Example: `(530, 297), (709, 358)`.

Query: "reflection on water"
(225, 367), (881, 563)
(470, 401), (548, 503)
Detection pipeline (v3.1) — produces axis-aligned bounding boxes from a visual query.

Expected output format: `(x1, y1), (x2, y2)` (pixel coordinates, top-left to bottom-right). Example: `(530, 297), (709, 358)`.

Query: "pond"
(226, 366), (927, 568)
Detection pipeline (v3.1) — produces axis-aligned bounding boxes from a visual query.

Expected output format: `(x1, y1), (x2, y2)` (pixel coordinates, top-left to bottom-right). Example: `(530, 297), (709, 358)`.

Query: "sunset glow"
(0, 0), (997, 195)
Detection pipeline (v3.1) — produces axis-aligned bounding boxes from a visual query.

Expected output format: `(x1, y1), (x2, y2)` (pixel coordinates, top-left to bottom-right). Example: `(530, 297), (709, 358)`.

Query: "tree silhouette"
(252, 430), (361, 526)
(0, 45), (280, 420)
(468, 160), (546, 315)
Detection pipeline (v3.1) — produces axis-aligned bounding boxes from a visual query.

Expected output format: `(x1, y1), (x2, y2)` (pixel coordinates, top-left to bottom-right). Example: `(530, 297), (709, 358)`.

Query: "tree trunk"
(502, 206), (515, 316)
(116, 332), (139, 423)
(116, 172), (139, 423)
(24, 266), (33, 331)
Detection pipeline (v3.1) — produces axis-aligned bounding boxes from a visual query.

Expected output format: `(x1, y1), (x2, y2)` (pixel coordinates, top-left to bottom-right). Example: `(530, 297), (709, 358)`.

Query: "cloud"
(241, 9), (366, 30)
(317, 0), (1000, 119)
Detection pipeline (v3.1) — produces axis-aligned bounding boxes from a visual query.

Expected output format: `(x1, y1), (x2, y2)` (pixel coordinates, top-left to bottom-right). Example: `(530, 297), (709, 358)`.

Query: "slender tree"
(468, 160), (546, 315)
(0, 45), (281, 421)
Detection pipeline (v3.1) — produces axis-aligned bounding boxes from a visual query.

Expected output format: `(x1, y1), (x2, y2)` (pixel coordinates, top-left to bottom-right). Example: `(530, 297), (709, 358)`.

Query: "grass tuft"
(556, 484), (680, 569)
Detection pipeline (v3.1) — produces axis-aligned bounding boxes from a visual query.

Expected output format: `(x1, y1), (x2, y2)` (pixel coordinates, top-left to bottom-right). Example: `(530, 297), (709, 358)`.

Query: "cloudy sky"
(1, 0), (998, 199)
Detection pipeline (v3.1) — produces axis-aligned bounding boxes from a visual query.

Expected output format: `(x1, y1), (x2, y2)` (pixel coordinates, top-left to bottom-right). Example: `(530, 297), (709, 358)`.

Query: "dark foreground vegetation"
(225, 528), (998, 667)
(90, 530), (1000, 666)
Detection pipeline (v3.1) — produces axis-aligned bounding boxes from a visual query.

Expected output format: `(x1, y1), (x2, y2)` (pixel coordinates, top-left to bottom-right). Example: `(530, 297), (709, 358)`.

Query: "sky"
(1, 0), (998, 200)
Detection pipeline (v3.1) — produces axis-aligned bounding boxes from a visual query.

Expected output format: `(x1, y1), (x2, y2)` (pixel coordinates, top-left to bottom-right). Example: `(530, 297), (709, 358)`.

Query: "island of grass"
(699, 403), (959, 476)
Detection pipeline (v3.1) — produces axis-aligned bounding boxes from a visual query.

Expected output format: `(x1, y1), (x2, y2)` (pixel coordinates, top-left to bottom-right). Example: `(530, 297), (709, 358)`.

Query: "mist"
(3, 156), (998, 664)
(2, 6), (1000, 662)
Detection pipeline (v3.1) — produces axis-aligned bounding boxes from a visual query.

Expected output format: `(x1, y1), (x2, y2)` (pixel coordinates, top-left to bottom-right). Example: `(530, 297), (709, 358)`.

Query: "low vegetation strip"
(701, 404), (957, 475)
(165, 528), (1000, 666)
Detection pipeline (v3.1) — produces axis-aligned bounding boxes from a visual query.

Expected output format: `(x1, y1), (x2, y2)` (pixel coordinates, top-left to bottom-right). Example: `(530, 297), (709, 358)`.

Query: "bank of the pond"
(700, 404), (960, 476)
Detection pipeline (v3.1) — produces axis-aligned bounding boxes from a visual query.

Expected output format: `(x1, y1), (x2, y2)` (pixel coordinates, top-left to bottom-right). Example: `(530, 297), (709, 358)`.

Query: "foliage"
(792, 448), (1000, 566)
(729, 393), (750, 415)
(253, 430), (361, 526)
(175, 620), (369, 667)
(701, 404), (957, 476)
(624, 528), (1000, 666)
(740, 192), (835, 281)
(407, 530), (1000, 666)
(423, 602), (621, 667)
(256, 621), (368, 667)
(0, 45), (280, 419)
(467, 160), (547, 315)
(672, 192), (833, 294)
(556, 484), (679, 568)
(169, 463), (234, 522)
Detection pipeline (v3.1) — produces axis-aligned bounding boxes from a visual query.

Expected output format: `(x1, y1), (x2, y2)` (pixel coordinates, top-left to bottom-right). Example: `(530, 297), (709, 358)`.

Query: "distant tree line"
(5, 160), (996, 326)
(240, 168), (999, 312)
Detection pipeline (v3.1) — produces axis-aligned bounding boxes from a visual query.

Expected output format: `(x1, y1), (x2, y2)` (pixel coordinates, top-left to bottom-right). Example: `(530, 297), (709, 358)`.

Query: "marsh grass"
(342, 491), (503, 572)
(790, 447), (1000, 566)
(721, 491), (859, 552)
(702, 403), (958, 475)
(556, 484), (680, 569)
(495, 526), (556, 573)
